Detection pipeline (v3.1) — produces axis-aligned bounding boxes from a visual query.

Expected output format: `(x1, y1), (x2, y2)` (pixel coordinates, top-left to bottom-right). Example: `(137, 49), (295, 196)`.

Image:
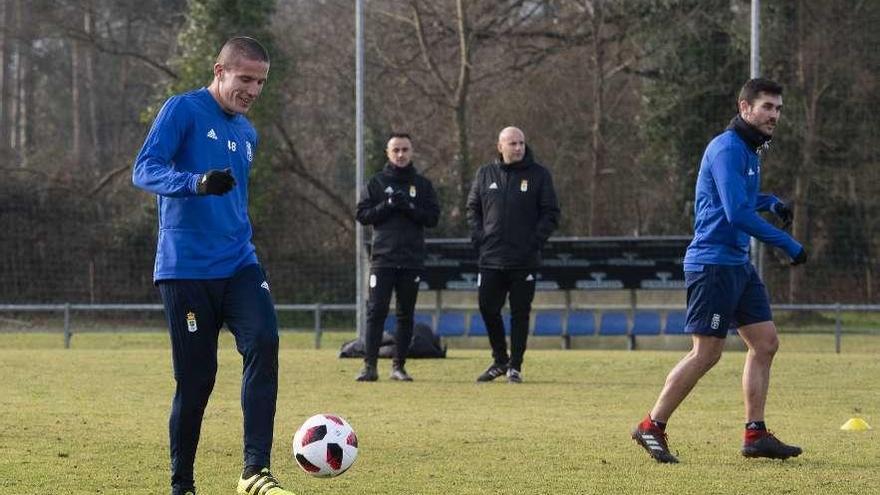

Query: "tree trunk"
(71, 23), (82, 165)
(587, 4), (606, 236)
(0, 0), (8, 153)
(452, 0), (471, 221)
(452, 104), (469, 221)
(787, 0), (814, 303)
(9, 0), (22, 155)
(112, 17), (132, 163)
(85, 3), (99, 169)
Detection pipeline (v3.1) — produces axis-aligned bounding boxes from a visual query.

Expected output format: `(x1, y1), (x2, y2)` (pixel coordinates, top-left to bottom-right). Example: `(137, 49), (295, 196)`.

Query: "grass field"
(2, 331), (878, 494)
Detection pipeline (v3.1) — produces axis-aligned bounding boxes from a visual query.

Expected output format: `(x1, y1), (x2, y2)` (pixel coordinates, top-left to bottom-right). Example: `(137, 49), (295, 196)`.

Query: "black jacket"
(466, 147), (560, 269)
(356, 163), (440, 268)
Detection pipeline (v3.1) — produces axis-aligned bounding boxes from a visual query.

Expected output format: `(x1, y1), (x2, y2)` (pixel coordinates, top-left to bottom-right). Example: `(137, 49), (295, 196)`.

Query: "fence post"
(63, 303), (72, 349)
(314, 304), (323, 350)
(834, 303), (842, 354)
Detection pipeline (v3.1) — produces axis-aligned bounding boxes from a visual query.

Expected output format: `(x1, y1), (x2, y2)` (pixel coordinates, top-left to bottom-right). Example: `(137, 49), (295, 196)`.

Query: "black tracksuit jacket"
(466, 147), (560, 269)
(356, 163), (440, 269)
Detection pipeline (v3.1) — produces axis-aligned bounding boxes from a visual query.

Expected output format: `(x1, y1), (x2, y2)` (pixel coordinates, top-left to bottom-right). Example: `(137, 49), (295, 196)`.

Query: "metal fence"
(2, 303), (876, 352)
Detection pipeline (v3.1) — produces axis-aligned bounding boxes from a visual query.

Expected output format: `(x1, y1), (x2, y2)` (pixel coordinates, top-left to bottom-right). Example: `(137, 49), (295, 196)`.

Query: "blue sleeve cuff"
(188, 174), (201, 195)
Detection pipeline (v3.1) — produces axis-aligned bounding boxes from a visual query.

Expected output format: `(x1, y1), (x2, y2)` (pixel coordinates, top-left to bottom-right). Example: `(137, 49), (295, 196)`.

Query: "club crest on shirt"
(246, 141), (253, 162)
(520, 179), (528, 192)
(409, 185), (417, 197)
(186, 311), (198, 333)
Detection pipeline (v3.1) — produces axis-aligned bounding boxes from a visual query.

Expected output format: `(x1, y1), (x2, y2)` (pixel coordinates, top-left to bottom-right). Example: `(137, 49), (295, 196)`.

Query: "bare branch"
(89, 164), (131, 196)
(64, 27), (178, 79)
(453, 0), (471, 106)
(273, 121), (353, 229)
(411, 0), (454, 102)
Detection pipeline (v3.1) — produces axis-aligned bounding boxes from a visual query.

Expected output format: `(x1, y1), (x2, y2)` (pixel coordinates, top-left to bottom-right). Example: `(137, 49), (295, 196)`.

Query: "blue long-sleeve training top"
(684, 128), (802, 267)
(132, 88), (259, 282)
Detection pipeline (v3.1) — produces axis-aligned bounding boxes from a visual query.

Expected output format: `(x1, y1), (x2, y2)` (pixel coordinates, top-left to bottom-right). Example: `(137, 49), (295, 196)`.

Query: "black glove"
(197, 168), (235, 195)
(771, 202), (793, 229)
(387, 189), (409, 209)
(791, 248), (807, 266)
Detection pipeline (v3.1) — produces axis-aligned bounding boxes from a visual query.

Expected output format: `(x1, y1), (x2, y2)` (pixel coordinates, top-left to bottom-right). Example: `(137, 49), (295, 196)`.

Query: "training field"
(2, 332), (878, 494)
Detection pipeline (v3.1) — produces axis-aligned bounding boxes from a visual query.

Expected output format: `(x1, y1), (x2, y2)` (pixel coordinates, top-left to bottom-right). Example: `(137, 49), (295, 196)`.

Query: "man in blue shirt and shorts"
(632, 78), (807, 463)
(133, 37), (296, 495)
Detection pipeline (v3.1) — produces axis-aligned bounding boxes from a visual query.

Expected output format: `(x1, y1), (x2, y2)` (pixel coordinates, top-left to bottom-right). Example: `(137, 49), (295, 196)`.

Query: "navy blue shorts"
(684, 263), (772, 338)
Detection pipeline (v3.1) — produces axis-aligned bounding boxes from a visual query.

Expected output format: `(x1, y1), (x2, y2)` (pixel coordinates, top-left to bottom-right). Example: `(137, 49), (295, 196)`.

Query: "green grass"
(1, 332), (879, 494)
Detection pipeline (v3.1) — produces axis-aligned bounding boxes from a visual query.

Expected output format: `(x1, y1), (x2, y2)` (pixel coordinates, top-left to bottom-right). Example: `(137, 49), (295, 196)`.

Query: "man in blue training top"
(133, 37), (296, 495)
(632, 78), (807, 464)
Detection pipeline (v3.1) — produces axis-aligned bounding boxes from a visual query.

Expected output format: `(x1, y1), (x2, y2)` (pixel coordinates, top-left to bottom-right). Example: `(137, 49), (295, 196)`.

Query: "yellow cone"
(840, 417), (872, 431)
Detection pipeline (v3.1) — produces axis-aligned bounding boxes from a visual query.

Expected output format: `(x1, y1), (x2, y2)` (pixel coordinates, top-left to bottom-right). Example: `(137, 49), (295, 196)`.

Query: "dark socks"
(745, 421), (767, 431)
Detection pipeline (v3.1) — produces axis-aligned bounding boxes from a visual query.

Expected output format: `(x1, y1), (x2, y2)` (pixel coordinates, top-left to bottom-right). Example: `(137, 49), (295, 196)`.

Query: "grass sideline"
(1, 332), (878, 494)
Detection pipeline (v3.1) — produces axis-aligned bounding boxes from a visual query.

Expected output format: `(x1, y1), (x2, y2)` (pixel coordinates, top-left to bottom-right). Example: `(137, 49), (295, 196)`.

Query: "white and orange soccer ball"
(292, 414), (358, 477)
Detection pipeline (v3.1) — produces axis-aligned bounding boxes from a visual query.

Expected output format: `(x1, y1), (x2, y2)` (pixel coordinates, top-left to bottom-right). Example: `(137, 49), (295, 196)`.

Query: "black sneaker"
(506, 368), (523, 384)
(390, 364), (413, 381)
(172, 487), (195, 495)
(741, 431), (802, 460)
(355, 363), (378, 382)
(476, 363), (508, 382)
(632, 418), (679, 463)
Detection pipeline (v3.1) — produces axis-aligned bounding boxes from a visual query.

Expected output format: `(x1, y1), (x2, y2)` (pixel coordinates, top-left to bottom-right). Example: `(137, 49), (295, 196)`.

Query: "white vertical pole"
(355, 0), (366, 339)
(750, 0), (763, 276)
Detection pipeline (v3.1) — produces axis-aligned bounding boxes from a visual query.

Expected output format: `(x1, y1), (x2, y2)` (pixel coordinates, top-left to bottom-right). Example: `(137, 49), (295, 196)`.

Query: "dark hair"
(216, 36), (270, 66)
(387, 132), (412, 143)
(738, 78), (783, 105)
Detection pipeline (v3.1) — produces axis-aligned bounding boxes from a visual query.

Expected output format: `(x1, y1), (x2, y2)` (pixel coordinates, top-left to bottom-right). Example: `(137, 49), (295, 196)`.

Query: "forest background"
(0, 0), (877, 306)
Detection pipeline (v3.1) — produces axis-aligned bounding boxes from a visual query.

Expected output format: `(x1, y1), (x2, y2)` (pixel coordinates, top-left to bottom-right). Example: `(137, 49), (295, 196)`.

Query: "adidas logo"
(525, 274), (535, 281)
(384, 186), (394, 194)
(260, 281), (270, 292)
(489, 182), (498, 189)
(206, 128), (218, 140)
(641, 434), (664, 451)
(748, 168), (755, 176)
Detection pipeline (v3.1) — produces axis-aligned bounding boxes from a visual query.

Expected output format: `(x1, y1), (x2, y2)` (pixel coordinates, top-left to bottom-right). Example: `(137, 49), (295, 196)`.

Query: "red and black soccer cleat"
(741, 430), (802, 460)
(632, 416), (679, 463)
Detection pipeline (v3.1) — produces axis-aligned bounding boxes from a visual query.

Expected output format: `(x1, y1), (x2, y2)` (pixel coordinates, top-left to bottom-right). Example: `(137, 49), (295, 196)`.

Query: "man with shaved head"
(467, 126), (560, 383)
(133, 37), (298, 495)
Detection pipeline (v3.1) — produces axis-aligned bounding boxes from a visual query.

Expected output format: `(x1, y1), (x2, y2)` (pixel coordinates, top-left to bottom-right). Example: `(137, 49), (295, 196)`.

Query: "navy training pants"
(158, 264), (278, 489)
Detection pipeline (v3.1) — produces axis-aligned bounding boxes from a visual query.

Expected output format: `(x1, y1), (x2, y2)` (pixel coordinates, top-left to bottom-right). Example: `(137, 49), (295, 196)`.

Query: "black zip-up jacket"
(466, 147), (560, 269)
(356, 162), (440, 269)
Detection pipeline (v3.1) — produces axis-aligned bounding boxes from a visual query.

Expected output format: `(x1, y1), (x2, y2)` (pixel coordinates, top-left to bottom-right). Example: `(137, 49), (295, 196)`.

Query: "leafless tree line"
(0, 0), (877, 304)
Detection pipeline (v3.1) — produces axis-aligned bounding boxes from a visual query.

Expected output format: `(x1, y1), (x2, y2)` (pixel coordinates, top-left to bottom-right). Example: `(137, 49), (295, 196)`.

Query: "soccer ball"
(292, 413), (358, 477)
